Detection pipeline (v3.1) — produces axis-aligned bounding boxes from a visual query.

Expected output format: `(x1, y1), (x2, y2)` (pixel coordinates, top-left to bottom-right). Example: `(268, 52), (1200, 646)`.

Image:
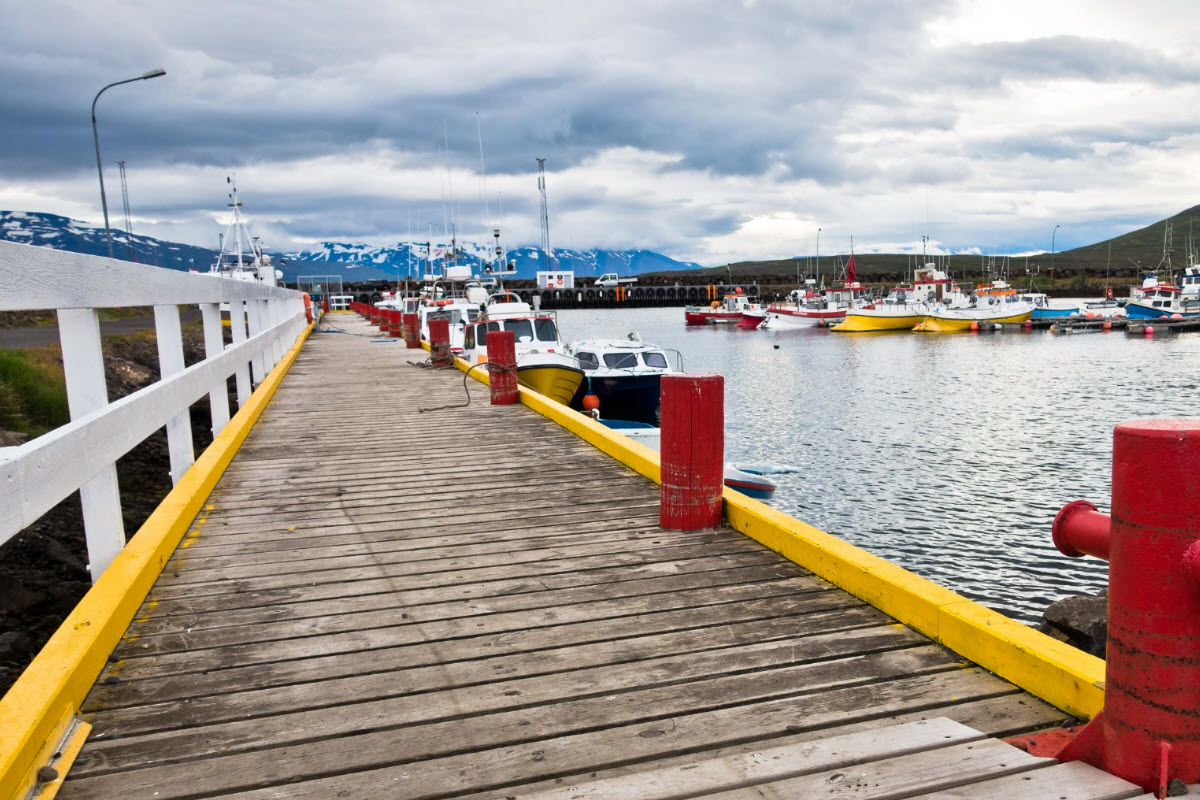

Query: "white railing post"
(265, 299), (281, 370)
(56, 308), (125, 581)
(227, 300), (252, 408)
(246, 300), (265, 384)
(154, 304), (195, 485)
(200, 303), (231, 434)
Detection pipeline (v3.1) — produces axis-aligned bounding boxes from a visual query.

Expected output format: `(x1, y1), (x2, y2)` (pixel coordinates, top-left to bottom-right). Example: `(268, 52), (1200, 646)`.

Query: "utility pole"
(116, 160), (135, 261)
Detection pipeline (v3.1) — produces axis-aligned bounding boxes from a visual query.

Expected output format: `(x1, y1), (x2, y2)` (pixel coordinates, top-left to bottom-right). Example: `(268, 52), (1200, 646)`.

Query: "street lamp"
(91, 68), (166, 259)
(1050, 224), (1060, 279)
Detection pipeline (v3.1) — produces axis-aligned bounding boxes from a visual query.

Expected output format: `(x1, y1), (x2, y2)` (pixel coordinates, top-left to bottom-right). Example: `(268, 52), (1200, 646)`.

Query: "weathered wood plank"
(905, 760), (1141, 799)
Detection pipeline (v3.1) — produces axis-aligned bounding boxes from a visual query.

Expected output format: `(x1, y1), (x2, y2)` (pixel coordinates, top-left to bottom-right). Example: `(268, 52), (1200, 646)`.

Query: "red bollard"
(388, 309), (402, 337)
(402, 313), (420, 349)
(1050, 420), (1200, 795)
(659, 374), (724, 531)
(428, 318), (452, 366)
(377, 307), (388, 332)
(486, 330), (518, 404)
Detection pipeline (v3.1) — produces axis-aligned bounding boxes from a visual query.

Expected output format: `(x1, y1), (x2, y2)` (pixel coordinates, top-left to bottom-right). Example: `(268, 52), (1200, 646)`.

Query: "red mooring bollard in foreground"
(428, 318), (452, 366)
(1050, 419), (1200, 795)
(659, 374), (724, 531)
(402, 313), (420, 349)
(486, 330), (518, 405)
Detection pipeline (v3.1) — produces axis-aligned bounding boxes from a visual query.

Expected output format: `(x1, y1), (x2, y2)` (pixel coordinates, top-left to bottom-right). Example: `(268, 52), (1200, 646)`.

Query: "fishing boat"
(1125, 275), (1196, 319)
(461, 292), (584, 405)
(1021, 292), (1083, 321)
(833, 264), (968, 332)
(597, 420), (777, 498)
(566, 333), (679, 424)
(684, 291), (758, 325)
(762, 281), (870, 329)
(737, 306), (768, 329)
(913, 279), (1034, 331)
(205, 178), (284, 311)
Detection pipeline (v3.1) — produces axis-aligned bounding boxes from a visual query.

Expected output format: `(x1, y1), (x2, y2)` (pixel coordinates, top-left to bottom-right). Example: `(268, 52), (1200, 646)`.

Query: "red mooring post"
(428, 318), (452, 366)
(659, 374), (724, 531)
(486, 330), (518, 404)
(402, 313), (420, 349)
(1049, 419), (1200, 795)
(388, 309), (402, 337)
(377, 307), (388, 332)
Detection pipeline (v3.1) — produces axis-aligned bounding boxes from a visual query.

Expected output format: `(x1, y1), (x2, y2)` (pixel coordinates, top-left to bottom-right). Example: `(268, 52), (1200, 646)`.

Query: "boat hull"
(1031, 307), (1082, 321)
(736, 312), (765, 329)
(913, 309), (1033, 332)
(685, 310), (743, 325)
(517, 364), (586, 405)
(570, 374), (663, 424)
(1125, 302), (1197, 320)
(832, 311), (923, 332)
(762, 308), (846, 329)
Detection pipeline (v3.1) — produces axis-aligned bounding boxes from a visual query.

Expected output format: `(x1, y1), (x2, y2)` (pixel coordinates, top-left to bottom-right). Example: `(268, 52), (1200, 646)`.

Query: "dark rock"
(0, 580), (41, 614)
(1040, 590), (1108, 658)
(0, 429), (29, 447)
(0, 630), (32, 660)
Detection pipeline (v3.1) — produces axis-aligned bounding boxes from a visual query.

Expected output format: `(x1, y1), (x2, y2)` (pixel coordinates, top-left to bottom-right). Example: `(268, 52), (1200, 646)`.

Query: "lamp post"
(815, 227), (821, 285)
(91, 68), (166, 259)
(1050, 224), (1060, 280)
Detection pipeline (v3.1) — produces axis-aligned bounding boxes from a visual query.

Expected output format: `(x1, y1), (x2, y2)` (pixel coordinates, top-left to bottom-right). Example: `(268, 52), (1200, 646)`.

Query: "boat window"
(467, 309), (480, 322)
(604, 352), (639, 369)
(575, 351), (599, 369)
(534, 318), (558, 341)
(642, 351), (669, 368)
(503, 319), (534, 341)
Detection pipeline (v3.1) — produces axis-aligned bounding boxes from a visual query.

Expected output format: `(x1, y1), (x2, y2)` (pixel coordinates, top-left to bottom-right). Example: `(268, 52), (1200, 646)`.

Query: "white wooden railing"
(0, 240), (308, 580)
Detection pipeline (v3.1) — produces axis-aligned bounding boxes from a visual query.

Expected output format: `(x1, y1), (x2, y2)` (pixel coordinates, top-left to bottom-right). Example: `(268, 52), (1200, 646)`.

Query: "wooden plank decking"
(55, 315), (1131, 799)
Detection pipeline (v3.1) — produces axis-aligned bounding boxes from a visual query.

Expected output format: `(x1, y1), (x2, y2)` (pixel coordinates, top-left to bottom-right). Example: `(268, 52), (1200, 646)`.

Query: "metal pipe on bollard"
(659, 374), (724, 531)
(486, 330), (518, 405)
(402, 313), (420, 349)
(428, 318), (452, 366)
(1048, 419), (1200, 797)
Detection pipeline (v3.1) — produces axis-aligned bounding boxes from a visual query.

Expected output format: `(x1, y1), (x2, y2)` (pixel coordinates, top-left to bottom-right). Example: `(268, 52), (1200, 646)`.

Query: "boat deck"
(57, 315), (1137, 799)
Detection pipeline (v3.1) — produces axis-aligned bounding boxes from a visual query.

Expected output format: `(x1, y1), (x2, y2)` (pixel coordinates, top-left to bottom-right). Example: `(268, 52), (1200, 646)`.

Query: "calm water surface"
(556, 306), (1200, 624)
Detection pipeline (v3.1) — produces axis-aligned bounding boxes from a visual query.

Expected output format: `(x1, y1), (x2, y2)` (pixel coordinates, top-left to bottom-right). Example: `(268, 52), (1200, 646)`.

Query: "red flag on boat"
(846, 254), (857, 282)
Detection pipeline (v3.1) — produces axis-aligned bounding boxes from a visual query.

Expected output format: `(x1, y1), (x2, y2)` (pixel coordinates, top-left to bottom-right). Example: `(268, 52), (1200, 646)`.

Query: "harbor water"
(557, 306), (1200, 624)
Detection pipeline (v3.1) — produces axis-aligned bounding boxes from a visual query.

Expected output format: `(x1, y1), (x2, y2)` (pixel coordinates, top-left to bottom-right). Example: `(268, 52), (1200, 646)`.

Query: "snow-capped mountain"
(1, 210), (703, 283)
(285, 241), (702, 280)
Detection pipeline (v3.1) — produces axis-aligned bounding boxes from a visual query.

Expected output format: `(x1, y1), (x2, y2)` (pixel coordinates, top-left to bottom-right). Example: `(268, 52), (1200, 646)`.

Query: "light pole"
(815, 227), (821, 285)
(91, 68), (166, 259)
(1050, 224), (1060, 279)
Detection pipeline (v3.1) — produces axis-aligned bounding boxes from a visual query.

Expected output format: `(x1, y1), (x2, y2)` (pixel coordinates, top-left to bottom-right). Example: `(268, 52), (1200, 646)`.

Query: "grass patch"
(0, 347), (68, 436)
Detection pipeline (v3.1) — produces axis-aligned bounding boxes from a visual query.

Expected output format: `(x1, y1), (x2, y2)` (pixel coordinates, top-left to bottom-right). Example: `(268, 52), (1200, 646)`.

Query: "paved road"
(0, 309), (204, 349)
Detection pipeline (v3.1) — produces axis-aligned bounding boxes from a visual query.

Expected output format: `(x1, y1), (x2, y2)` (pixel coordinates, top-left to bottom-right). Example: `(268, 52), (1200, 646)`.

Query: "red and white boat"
(684, 291), (760, 325)
(762, 280), (870, 329)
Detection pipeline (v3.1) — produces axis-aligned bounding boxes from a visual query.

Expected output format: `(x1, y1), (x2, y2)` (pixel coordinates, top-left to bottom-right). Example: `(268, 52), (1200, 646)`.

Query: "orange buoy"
(1103, 321), (1112, 331)
(1171, 313), (1184, 320)
(1024, 320), (1033, 330)
(582, 392), (600, 413)
(970, 321), (980, 332)
(1145, 325), (1155, 336)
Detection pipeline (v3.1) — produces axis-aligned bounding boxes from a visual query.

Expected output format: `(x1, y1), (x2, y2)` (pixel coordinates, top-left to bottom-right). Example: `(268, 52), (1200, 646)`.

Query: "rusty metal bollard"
(377, 306), (388, 332)
(1050, 419), (1200, 795)
(428, 318), (452, 366)
(486, 330), (518, 405)
(402, 313), (420, 348)
(388, 309), (402, 338)
(659, 374), (723, 531)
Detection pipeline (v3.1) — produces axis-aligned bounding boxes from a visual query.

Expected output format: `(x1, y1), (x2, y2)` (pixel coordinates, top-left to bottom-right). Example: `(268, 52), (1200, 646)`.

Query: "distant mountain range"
(0, 211), (703, 283)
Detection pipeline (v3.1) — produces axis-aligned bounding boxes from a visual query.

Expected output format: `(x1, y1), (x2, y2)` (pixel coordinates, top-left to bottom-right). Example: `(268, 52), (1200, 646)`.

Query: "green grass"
(0, 348), (69, 436)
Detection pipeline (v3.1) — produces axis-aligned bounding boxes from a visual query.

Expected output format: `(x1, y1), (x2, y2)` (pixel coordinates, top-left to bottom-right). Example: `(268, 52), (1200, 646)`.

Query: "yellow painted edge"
(31, 719), (91, 800)
(0, 323), (314, 799)
(448, 344), (1104, 720)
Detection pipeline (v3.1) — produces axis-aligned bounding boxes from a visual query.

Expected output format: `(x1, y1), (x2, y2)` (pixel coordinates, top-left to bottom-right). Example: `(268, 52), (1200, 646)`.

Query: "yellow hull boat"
(833, 310), (924, 332)
(517, 364), (585, 405)
(913, 310), (1033, 332)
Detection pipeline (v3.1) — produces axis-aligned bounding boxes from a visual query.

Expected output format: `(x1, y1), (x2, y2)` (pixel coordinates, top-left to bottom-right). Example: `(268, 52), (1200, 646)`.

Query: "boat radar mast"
(537, 157), (553, 271)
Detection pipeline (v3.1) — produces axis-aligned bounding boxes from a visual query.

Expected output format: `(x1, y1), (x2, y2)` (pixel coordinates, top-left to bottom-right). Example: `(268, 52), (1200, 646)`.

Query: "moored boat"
(566, 333), (678, 424)
(684, 291), (758, 325)
(833, 265), (968, 333)
(914, 279), (1034, 331)
(1125, 275), (1197, 320)
(1022, 292), (1083, 321)
(762, 281), (869, 329)
(461, 292), (585, 405)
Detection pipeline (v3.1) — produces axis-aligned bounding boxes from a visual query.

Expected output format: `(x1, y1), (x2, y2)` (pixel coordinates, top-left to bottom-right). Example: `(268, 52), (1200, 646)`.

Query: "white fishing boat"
(833, 264), (969, 332)
(761, 281), (870, 329)
(205, 178), (283, 310)
(461, 292), (584, 405)
(914, 279), (1035, 332)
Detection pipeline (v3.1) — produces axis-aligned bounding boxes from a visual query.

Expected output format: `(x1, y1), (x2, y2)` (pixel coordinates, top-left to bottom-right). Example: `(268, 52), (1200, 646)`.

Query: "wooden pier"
(35, 315), (1143, 799)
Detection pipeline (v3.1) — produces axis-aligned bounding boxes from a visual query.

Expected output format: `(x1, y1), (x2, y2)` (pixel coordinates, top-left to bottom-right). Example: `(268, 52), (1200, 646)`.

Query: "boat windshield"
(575, 351), (599, 369)
(604, 352), (639, 369)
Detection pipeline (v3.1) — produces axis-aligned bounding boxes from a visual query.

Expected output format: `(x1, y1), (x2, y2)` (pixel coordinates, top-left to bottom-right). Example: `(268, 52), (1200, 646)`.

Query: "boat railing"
(0, 240), (309, 581)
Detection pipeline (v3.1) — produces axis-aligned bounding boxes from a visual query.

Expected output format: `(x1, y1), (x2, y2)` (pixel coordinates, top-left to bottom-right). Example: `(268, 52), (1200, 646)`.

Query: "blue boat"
(1125, 277), (1197, 319)
(567, 333), (678, 424)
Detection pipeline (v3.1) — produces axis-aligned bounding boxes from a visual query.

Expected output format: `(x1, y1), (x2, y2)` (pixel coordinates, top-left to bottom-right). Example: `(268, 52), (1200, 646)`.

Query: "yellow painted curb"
(0, 324), (313, 799)
(451, 348), (1104, 721)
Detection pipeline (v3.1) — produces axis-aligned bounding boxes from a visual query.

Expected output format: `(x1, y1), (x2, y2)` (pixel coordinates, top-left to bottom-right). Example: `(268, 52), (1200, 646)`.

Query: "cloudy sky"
(1, 0), (1198, 264)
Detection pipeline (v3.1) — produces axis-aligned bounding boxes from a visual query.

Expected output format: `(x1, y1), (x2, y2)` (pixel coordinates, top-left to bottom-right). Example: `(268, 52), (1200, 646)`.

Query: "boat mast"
(537, 157), (553, 271)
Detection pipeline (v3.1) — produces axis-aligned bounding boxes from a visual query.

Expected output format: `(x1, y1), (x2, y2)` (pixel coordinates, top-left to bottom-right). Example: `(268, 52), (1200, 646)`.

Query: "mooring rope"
(418, 362), (516, 413)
